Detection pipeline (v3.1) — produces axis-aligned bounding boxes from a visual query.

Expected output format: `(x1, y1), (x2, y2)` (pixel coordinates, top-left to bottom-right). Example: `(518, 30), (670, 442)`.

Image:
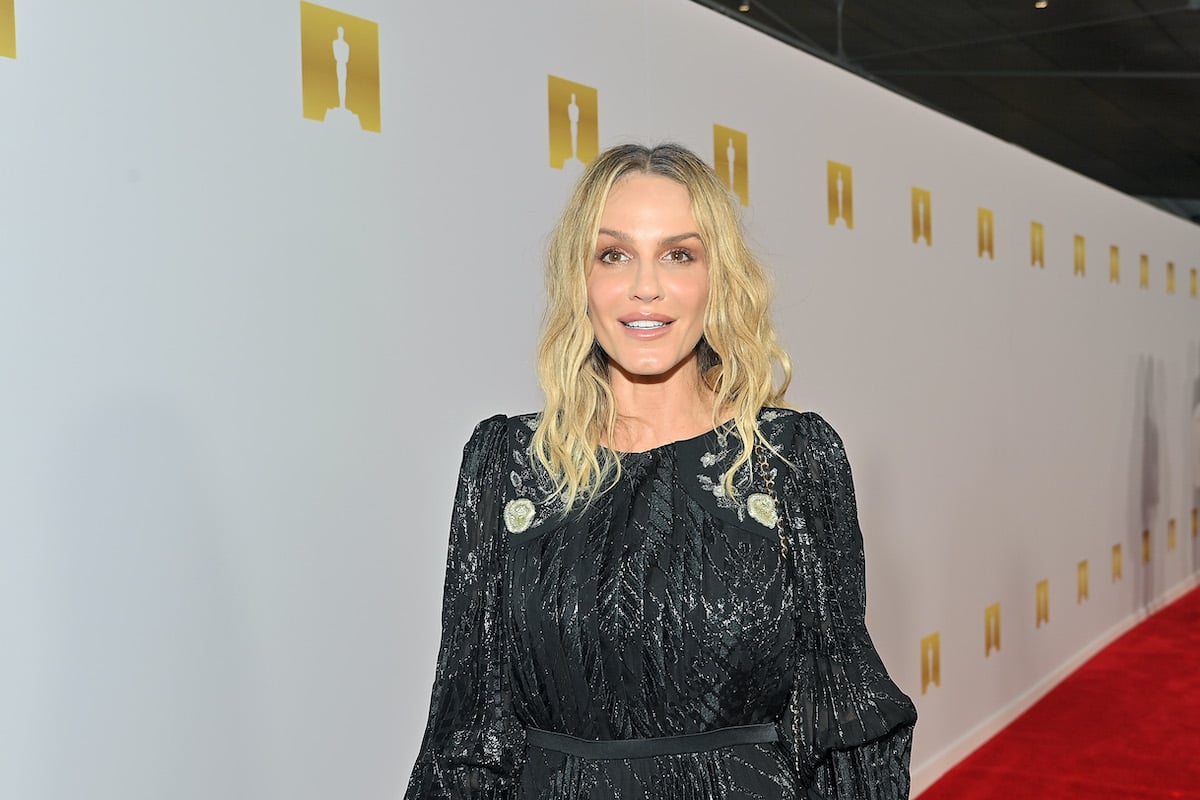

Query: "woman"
(405, 143), (916, 799)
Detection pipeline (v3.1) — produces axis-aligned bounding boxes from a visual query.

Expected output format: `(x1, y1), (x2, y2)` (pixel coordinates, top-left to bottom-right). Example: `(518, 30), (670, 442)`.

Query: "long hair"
(531, 142), (791, 510)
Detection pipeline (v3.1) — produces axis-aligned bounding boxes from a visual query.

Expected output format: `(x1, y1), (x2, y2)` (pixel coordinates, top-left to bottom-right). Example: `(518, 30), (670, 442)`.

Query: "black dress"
(405, 408), (917, 799)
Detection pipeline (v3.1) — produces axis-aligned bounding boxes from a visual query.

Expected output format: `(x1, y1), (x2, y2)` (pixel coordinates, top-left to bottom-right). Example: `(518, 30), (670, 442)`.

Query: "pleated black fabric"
(406, 409), (917, 800)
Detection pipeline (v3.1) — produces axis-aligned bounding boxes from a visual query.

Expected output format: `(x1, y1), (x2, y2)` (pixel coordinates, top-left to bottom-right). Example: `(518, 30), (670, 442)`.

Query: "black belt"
(527, 723), (778, 760)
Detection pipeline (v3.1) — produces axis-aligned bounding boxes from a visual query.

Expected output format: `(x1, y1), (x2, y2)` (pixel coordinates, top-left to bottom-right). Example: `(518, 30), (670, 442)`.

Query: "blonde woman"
(406, 143), (916, 799)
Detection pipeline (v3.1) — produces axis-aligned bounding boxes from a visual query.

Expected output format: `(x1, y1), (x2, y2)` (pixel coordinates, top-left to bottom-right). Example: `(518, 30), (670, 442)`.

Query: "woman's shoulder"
(498, 412), (542, 454)
(757, 407), (845, 454)
(461, 413), (509, 449)
(462, 413), (540, 442)
(459, 413), (552, 509)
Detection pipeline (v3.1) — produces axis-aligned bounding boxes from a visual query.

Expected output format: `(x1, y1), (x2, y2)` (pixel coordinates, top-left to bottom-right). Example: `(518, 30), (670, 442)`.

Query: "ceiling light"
(1035, 1), (1048, 8)
(739, 1), (751, 11)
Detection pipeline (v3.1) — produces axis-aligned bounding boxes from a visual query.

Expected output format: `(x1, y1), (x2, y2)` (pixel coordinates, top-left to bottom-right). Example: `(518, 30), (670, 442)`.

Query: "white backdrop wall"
(3, 1), (1198, 799)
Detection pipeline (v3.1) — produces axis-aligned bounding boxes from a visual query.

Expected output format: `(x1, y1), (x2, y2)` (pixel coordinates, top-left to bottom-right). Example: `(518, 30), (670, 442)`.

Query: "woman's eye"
(663, 249), (694, 263)
(598, 249), (629, 264)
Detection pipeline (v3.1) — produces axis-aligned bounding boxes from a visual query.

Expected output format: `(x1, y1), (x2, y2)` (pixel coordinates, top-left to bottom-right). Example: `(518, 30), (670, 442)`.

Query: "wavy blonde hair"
(531, 142), (791, 510)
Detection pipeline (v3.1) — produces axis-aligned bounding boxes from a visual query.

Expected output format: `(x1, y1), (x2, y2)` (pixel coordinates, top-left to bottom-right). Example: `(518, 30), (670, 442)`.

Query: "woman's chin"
(609, 355), (699, 383)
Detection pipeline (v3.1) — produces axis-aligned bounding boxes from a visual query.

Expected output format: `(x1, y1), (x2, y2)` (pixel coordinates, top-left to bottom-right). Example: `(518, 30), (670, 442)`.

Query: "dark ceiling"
(693, 0), (1200, 224)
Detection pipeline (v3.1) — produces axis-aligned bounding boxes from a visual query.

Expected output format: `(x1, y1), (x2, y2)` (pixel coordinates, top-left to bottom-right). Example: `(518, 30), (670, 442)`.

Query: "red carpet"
(919, 585), (1200, 799)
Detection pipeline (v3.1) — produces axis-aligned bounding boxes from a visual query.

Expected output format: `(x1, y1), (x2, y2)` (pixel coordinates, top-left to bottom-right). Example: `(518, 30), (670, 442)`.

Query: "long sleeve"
(405, 415), (526, 800)
(777, 413), (918, 800)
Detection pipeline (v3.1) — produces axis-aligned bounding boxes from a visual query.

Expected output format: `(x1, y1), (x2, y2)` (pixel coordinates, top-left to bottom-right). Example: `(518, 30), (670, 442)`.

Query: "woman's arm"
(405, 416), (526, 800)
(777, 412), (918, 800)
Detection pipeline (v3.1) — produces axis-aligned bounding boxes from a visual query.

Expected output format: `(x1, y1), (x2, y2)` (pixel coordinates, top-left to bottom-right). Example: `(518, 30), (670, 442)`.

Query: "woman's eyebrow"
(597, 227), (631, 242)
(596, 229), (702, 246)
(660, 232), (702, 246)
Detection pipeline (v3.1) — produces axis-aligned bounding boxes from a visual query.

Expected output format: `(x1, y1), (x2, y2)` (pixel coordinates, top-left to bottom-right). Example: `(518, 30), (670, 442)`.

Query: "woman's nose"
(630, 262), (663, 302)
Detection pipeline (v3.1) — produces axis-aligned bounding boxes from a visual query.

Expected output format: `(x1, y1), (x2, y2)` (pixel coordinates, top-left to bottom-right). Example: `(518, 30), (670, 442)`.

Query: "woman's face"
(587, 173), (710, 382)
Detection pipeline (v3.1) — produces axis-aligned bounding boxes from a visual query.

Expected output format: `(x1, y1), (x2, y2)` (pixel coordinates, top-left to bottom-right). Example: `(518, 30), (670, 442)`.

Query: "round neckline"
(602, 416), (737, 456)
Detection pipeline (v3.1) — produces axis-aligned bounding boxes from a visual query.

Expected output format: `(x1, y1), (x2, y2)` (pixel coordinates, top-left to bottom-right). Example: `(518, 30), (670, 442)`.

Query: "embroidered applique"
(746, 493), (779, 528)
(697, 472), (749, 521)
(504, 499), (536, 533)
(505, 415), (567, 531)
(693, 411), (787, 524)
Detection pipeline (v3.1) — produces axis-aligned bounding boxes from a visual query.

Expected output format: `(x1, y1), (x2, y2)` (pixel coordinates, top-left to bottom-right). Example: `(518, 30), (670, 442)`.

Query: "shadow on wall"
(1191, 342), (1200, 576)
(1129, 355), (1165, 613)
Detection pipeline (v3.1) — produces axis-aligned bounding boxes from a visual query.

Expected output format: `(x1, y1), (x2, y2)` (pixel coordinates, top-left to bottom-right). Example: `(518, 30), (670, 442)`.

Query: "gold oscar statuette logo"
(0, 0), (14, 59)
(1073, 235), (1086, 276)
(1191, 269), (1198, 299)
(1031, 221), (1045, 268)
(1142, 529), (1151, 563)
(1035, 579), (1049, 628)
(911, 188), (932, 245)
(1167, 262), (1176, 295)
(984, 603), (1001, 657)
(1109, 245), (1120, 284)
(1193, 507), (1198, 538)
(977, 208), (994, 259)
(827, 161), (854, 228)
(1077, 560), (1089, 603)
(1168, 518), (1177, 551)
(300, 2), (381, 132)
(1140, 254), (1150, 288)
(1112, 543), (1122, 581)
(920, 632), (940, 694)
(713, 125), (749, 206)
(547, 75), (598, 170)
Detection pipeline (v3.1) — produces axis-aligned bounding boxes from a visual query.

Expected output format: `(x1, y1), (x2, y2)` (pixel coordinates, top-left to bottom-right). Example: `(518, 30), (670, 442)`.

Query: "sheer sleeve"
(776, 412), (918, 799)
(405, 415), (526, 800)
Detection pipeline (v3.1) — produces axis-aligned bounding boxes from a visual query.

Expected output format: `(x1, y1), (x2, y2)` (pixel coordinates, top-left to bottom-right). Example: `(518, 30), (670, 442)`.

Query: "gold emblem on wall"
(920, 632), (940, 694)
(1168, 518), (1177, 551)
(713, 125), (749, 206)
(1142, 529), (1151, 562)
(1191, 269), (1198, 298)
(1031, 222), (1045, 268)
(911, 188), (932, 245)
(1110, 245), (1120, 283)
(300, 2), (381, 132)
(1073, 235), (1086, 276)
(984, 603), (1001, 657)
(547, 75), (598, 170)
(827, 161), (854, 228)
(978, 208), (994, 259)
(1112, 543), (1122, 581)
(1167, 262), (1176, 295)
(1077, 560), (1089, 602)
(1, 0), (14, 59)
(1035, 580), (1049, 627)
(1140, 254), (1150, 288)
(1193, 507), (1198, 538)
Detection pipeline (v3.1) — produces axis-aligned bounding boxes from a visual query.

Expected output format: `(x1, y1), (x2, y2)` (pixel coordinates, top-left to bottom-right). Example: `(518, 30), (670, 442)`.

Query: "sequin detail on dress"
(406, 409), (917, 800)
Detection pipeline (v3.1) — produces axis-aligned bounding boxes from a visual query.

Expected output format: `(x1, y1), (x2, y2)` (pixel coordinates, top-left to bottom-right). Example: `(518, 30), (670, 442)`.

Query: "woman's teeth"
(624, 320), (668, 329)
